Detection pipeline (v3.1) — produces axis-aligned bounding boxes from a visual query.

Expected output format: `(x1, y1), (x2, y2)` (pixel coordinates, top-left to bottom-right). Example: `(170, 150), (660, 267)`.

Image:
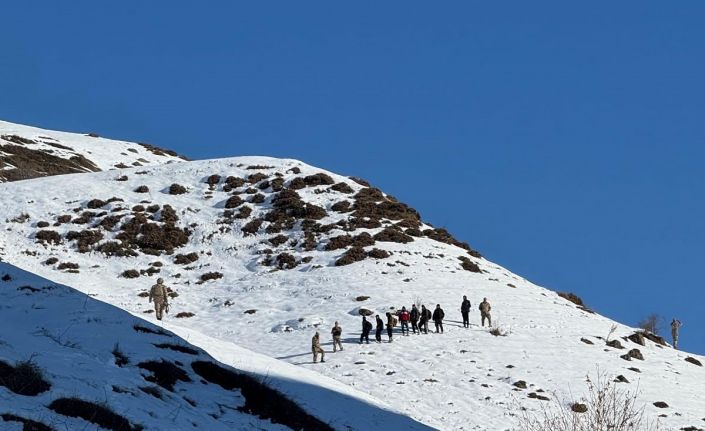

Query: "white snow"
(0, 126), (703, 430)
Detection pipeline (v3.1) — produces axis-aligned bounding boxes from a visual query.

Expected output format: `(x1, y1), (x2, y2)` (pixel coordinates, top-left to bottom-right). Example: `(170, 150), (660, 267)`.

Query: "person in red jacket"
(399, 306), (411, 336)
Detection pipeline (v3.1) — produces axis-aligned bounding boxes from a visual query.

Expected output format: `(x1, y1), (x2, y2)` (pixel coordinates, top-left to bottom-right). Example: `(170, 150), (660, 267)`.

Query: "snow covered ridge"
(0, 154), (704, 429)
(0, 120), (186, 182)
(0, 261), (431, 430)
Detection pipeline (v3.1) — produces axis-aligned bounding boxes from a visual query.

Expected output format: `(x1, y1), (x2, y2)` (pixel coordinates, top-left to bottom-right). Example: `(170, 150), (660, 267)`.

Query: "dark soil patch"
(192, 361), (333, 431)
(0, 413), (54, 431)
(49, 398), (143, 431)
(153, 343), (199, 355)
(137, 360), (191, 391)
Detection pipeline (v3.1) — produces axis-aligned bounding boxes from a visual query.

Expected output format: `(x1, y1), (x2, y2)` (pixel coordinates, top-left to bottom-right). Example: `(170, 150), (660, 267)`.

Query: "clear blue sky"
(2, 2), (703, 353)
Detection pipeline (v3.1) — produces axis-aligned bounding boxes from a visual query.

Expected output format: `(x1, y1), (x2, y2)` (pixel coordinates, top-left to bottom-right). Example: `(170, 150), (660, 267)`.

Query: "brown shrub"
(423, 228), (481, 257)
(160, 205), (179, 224)
(36, 221), (49, 228)
(349, 217), (382, 229)
(72, 211), (97, 225)
(134, 185), (149, 193)
(0, 359), (51, 396)
(287, 166), (302, 174)
(86, 199), (107, 209)
(405, 228), (423, 237)
(330, 182), (354, 193)
(44, 257), (59, 265)
(242, 219), (263, 236)
(96, 241), (138, 257)
(169, 183), (187, 195)
(121, 269), (140, 279)
(349, 176), (371, 187)
(335, 246), (367, 266)
(249, 193), (265, 204)
(36, 230), (62, 245)
(271, 177), (284, 191)
(66, 229), (104, 253)
(304, 173), (335, 186)
(146, 204), (160, 213)
(56, 214), (72, 224)
(288, 177), (305, 190)
(99, 215), (124, 230)
(458, 256), (481, 273)
(174, 252), (199, 264)
(57, 262), (79, 270)
(200, 272), (223, 282)
(331, 201), (352, 212)
(269, 235), (289, 247)
(325, 235), (353, 251)
(374, 228), (414, 243)
(132, 205), (145, 212)
(224, 176), (246, 189)
(558, 292), (585, 307)
(206, 174), (221, 188)
(235, 205), (252, 219)
(257, 180), (270, 190)
(367, 248), (390, 259)
(225, 195), (244, 209)
(352, 232), (375, 247)
(248, 172), (268, 184)
(276, 253), (297, 269)
(116, 175), (128, 181)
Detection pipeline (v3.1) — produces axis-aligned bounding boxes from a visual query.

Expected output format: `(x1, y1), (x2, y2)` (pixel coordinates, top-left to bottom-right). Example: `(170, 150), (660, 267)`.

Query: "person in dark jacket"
(419, 305), (430, 334)
(386, 312), (394, 342)
(410, 304), (420, 334)
(433, 304), (445, 334)
(360, 316), (372, 344)
(375, 314), (384, 343)
(461, 296), (471, 328)
(331, 321), (343, 352)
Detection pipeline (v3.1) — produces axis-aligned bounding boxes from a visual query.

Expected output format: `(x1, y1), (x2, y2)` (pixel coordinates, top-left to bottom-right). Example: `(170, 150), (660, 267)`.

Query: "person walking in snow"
(331, 322), (343, 352)
(410, 304), (420, 334)
(399, 306), (411, 336)
(461, 296), (472, 328)
(148, 277), (169, 321)
(375, 314), (384, 343)
(419, 305), (430, 334)
(671, 318), (683, 350)
(360, 316), (372, 344)
(479, 298), (492, 327)
(386, 312), (395, 342)
(312, 332), (325, 363)
(433, 304), (445, 334)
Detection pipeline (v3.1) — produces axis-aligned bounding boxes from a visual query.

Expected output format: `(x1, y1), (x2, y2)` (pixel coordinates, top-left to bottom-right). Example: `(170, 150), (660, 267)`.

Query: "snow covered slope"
(0, 155), (703, 430)
(0, 261), (431, 430)
(0, 120), (185, 182)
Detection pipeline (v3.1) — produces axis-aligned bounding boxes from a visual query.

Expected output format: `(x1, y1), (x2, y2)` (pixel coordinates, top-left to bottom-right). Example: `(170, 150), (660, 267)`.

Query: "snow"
(0, 261), (431, 430)
(0, 128), (703, 429)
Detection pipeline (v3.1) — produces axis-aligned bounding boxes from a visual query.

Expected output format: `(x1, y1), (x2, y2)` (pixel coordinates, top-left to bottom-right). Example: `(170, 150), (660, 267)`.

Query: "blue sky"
(2, 2), (703, 353)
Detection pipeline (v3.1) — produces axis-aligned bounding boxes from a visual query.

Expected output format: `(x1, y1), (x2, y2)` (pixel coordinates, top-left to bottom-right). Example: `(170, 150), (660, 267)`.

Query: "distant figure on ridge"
(433, 304), (445, 333)
(419, 305), (430, 334)
(386, 312), (395, 342)
(331, 321), (343, 352)
(360, 316), (372, 344)
(479, 297), (492, 327)
(399, 306), (411, 336)
(410, 304), (420, 334)
(375, 314), (384, 343)
(312, 332), (325, 363)
(148, 277), (169, 321)
(671, 318), (683, 350)
(460, 295), (471, 328)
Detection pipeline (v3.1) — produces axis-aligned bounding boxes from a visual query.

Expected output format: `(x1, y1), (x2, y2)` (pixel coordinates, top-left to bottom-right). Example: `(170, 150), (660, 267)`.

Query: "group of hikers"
(311, 296), (492, 363)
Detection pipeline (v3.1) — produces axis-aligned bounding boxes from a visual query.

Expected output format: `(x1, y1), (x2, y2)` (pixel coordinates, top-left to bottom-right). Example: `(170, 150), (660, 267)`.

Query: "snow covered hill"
(0, 125), (703, 429)
(0, 261), (430, 430)
(0, 120), (185, 182)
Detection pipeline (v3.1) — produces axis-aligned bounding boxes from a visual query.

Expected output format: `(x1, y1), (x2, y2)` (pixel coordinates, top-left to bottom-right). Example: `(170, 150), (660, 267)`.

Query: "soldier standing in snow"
(360, 316), (372, 344)
(375, 314), (384, 343)
(671, 318), (683, 350)
(410, 304), (420, 334)
(461, 296), (471, 328)
(399, 306), (411, 336)
(312, 332), (325, 363)
(433, 304), (445, 334)
(386, 312), (395, 342)
(331, 322), (343, 352)
(148, 277), (169, 321)
(479, 298), (492, 327)
(419, 305), (430, 334)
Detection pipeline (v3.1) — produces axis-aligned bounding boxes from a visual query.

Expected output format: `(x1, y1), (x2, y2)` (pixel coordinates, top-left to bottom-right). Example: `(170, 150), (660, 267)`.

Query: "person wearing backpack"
(386, 312), (395, 342)
(375, 314), (384, 343)
(360, 316), (372, 344)
(419, 305), (430, 334)
(460, 296), (472, 328)
(410, 304), (420, 334)
(399, 306), (411, 336)
(433, 304), (445, 334)
(331, 321), (343, 352)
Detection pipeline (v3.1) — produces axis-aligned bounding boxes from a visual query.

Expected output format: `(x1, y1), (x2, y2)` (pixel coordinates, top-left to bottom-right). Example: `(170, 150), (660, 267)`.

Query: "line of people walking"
(311, 296), (493, 363)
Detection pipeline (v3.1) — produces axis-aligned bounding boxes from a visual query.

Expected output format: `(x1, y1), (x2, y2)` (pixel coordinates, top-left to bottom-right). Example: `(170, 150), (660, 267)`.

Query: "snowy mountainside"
(0, 120), (185, 182)
(0, 156), (703, 430)
(0, 261), (430, 431)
